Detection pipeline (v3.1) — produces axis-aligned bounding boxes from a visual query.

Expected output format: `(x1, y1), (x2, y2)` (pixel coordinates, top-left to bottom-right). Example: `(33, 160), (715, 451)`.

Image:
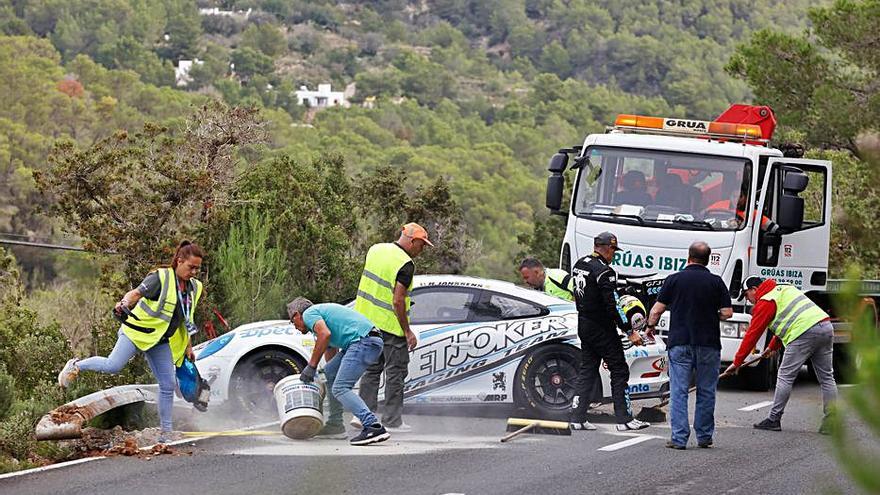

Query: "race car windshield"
(573, 146), (752, 231)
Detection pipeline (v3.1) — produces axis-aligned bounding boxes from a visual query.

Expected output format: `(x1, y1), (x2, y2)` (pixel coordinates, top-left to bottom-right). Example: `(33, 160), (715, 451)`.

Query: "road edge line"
(0, 456), (105, 481)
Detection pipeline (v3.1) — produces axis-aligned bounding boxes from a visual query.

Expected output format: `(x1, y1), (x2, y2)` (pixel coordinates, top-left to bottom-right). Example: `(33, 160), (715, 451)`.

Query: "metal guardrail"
(825, 279), (880, 296)
(35, 385), (157, 440)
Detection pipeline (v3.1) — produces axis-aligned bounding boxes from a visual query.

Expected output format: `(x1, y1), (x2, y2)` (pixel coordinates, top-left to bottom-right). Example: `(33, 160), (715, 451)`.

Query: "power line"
(0, 238), (90, 252)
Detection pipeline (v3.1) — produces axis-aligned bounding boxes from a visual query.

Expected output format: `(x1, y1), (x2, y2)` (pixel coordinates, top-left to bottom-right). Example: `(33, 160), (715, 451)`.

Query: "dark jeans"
(668, 345), (720, 446)
(323, 336), (384, 428)
(358, 330), (409, 427)
(571, 319), (633, 424)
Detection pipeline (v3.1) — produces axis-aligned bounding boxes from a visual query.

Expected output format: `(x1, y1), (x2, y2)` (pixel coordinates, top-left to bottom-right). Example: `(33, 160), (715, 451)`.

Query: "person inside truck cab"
(656, 173), (701, 212)
(615, 170), (653, 206)
(706, 190), (778, 232)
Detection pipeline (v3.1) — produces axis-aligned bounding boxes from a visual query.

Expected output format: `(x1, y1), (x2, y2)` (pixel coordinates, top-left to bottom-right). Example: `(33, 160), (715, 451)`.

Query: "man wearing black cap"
(568, 232), (649, 431)
(723, 276), (837, 434)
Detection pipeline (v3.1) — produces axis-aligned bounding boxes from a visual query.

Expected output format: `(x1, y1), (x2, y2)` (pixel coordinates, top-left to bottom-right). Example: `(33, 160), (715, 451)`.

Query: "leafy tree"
(358, 165), (476, 274)
(231, 47), (274, 80)
(156, 0), (202, 61)
(220, 153), (361, 303)
(201, 13), (244, 36)
(240, 22), (286, 57)
(94, 36), (175, 87)
(214, 208), (289, 324)
(726, 0), (880, 153)
(516, 212), (566, 270)
(36, 102), (267, 287)
(187, 43), (231, 89)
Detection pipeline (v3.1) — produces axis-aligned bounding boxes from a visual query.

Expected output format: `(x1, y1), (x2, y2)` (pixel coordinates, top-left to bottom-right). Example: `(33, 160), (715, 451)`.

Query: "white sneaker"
(385, 422), (412, 433)
(58, 358), (79, 388)
(350, 417), (363, 429)
(616, 419), (650, 431)
(570, 421), (597, 431)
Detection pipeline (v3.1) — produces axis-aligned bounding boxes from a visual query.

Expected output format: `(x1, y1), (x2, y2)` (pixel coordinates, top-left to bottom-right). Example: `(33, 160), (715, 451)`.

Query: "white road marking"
(738, 400), (774, 411)
(0, 456), (105, 480)
(228, 434), (508, 457)
(839, 384), (856, 388)
(2, 418), (285, 479)
(598, 435), (658, 451)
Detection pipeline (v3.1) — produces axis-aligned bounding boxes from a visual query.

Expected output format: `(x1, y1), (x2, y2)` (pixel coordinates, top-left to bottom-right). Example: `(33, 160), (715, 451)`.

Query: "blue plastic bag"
(176, 358), (209, 411)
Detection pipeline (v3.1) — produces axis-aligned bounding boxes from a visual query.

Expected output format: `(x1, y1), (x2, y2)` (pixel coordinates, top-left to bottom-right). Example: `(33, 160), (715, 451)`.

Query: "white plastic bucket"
(273, 375), (325, 440)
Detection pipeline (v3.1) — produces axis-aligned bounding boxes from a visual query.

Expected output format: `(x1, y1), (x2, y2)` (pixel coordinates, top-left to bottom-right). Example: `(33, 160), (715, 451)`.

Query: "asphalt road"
(3, 375), (871, 495)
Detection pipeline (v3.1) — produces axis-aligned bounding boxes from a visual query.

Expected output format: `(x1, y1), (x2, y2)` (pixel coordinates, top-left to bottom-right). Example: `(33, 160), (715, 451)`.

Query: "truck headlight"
(720, 322), (740, 338)
(720, 322), (749, 338)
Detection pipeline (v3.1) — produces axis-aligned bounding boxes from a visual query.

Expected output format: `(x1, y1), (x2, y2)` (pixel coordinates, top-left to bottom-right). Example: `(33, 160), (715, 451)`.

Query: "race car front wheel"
(514, 344), (579, 420)
(229, 347), (306, 419)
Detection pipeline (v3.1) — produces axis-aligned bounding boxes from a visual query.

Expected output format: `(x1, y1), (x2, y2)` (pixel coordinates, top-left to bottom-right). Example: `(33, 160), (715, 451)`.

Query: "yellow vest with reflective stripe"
(122, 268), (203, 366)
(354, 243), (413, 337)
(544, 268), (573, 301)
(759, 284), (828, 346)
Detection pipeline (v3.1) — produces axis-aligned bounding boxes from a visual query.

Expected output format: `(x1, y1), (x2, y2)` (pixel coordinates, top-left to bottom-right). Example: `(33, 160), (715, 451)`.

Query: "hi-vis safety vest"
(354, 243), (413, 337)
(122, 267), (203, 366)
(544, 268), (574, 301)
(759, 284), (828, 346)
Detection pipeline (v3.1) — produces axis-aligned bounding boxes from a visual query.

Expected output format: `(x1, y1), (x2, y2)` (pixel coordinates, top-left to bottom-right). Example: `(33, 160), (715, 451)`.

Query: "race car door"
(405, 286), (484, 392)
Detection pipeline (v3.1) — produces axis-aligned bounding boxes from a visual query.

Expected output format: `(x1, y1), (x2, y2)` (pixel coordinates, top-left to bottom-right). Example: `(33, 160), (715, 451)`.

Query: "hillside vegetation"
(1, 0), (819, 281)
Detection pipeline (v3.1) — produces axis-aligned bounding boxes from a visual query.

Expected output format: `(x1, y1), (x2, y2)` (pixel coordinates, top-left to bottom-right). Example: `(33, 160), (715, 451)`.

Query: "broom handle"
(501, 422), (539, 443)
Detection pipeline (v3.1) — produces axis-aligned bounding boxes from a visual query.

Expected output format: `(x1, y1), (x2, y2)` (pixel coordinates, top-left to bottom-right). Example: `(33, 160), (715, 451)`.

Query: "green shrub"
(0, 410), (36, 460)
(0, 365), (14, 420)
(0, 453), (37, 475)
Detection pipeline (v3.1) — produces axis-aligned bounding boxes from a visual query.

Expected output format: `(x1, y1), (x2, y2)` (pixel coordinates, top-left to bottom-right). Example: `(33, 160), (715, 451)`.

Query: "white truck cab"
(546, 107), (832, 389)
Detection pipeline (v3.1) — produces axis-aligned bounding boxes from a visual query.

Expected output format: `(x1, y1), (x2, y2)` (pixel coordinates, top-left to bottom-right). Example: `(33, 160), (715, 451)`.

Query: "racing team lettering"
(612, 251), (686, 271)
(404, 314), (574, 393)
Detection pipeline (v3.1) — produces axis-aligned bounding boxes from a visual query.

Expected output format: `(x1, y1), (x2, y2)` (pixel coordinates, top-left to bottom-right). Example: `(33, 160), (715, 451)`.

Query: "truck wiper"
(672, 218), (715, 230)
(585, 212), (646, 225)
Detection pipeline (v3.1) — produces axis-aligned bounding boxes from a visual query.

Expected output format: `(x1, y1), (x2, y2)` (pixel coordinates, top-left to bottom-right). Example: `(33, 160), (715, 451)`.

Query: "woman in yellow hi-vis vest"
(58, 241), (204, 442)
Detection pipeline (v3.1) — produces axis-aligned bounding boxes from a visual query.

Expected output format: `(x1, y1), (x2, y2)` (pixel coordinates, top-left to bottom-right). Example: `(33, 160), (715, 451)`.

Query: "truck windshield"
(573, 147), (752, 231)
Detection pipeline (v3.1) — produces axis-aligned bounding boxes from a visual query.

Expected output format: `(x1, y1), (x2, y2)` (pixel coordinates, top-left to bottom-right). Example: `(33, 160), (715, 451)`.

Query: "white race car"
(193, 275), (669, 419)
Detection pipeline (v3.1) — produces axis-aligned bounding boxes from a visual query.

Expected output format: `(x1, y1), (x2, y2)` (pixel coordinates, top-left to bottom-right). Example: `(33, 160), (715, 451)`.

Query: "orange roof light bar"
(707, 122), (763, 139)
(613, 114), (766, 141)
(615, 114), (664, 129)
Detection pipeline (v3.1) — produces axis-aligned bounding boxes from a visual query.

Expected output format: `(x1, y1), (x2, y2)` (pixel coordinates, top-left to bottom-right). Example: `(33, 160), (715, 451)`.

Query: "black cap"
(594, 232), (621, 251)
(743, 276), (763, 291)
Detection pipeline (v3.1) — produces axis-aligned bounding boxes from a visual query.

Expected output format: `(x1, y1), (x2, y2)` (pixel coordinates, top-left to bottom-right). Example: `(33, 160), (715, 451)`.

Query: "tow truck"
(545, 104), (875, 389)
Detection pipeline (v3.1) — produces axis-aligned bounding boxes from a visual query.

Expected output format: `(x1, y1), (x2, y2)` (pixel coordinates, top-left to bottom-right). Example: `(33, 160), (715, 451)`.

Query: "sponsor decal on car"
(239, 326), (295, 338)
(627, 383), (650, 393)
(404, 314), (574, 395)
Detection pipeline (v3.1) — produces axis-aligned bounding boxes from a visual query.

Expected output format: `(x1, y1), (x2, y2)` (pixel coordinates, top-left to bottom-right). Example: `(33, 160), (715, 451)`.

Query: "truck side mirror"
(546, 153), (569, 213)
(777, 167), (808, 231)
(546, 174), (565, 212)
(548, 153), (568, 173)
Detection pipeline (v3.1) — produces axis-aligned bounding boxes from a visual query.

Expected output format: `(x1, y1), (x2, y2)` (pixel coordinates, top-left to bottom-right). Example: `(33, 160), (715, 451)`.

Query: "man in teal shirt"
(287, 297), (389, 446)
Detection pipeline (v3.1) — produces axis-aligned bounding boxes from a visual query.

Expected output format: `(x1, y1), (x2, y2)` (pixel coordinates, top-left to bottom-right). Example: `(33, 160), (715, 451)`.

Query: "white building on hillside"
(175, 59), (203, 87)
(294, 84), (349, 108)
(198, 7), (252, 19)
